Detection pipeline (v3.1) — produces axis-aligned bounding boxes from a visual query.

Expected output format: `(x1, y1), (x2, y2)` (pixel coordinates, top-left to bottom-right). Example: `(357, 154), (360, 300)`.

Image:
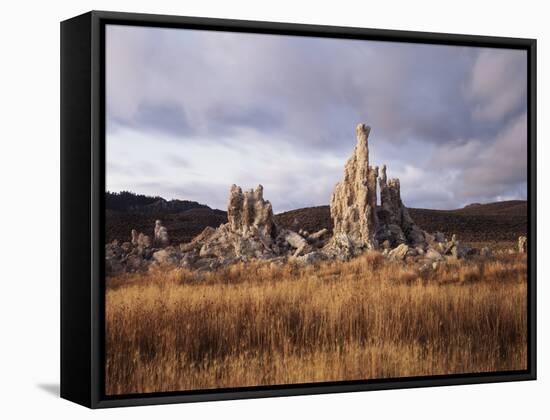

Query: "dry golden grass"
(105, 252), (528, 395)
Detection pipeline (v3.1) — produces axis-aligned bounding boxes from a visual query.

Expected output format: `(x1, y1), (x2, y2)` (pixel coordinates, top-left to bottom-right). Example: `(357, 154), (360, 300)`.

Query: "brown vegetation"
(105, 253), (527, 395)
(409, 200), (528, 243)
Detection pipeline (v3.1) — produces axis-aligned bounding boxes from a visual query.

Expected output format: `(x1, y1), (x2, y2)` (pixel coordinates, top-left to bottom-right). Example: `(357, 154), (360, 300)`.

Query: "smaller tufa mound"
(518, 235), (527, 253)
(228, 184), (275, 240)
(197, 184), (279, 260)
(388, 243), (409, 261)
(376, 164), (425, 247)
(378, 165), (412, 228)
(105, 226), (156, 275)
(107, 184), (330, 274)
(154, 220), (169, 248)
(131, 229), (152, 248)
(180, 184), (329, 269)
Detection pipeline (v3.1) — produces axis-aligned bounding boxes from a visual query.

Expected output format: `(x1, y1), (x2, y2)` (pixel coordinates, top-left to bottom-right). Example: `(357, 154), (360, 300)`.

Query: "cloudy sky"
(106, 24), (527, 213)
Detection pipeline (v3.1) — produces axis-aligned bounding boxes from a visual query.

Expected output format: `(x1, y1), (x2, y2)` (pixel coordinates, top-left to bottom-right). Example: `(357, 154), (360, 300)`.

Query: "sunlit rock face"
(328, 123), (379, 255)
(227, 184), (275, 240)
(154, 220), (169, 247)
(518, 235), (527, 253)
(325, 123), (428, 259)
(377, 164), (425, 247)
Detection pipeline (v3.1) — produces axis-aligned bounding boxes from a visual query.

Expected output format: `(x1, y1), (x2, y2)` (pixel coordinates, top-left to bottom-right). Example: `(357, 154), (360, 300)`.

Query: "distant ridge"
(407, 200), (527, 243)
(105, 192), (527, 244)
(106, 191), (209, 214)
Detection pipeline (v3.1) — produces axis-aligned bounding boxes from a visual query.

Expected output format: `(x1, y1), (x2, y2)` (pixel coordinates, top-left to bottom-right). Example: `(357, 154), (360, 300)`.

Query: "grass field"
(105, 252), (528, 395)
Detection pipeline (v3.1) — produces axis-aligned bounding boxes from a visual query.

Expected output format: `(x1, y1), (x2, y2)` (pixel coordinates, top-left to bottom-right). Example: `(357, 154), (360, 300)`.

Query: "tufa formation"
(154, 220), (170, 247)
(106, 122), (523, 275)
(328, 124), (378, 254)
(518, 235), (527, 253)
(325, 123), (425, 259)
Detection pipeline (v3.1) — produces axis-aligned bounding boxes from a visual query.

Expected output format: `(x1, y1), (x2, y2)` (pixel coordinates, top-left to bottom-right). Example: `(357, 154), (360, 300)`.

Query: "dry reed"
(105, 252), (527, 395)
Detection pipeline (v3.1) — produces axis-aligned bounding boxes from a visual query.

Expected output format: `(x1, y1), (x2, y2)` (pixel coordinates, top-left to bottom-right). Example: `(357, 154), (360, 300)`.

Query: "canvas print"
(104, 24), (528, 396)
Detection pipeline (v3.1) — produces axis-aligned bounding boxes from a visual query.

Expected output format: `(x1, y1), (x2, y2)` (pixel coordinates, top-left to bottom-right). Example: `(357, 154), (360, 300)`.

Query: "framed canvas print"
(60, 11), (536, 408)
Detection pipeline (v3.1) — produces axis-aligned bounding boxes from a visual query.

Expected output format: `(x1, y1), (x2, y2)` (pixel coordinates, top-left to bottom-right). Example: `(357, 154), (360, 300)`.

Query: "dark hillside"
(106, 192), (527, 245)
(276, 201), (527, 243)
(105, 192), (226, 244)
(409, 201), (527, 242)
(274, 206), (333, 234)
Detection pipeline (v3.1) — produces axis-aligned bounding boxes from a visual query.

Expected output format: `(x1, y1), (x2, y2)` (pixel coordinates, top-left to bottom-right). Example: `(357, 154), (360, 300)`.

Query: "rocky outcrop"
(425, 248), (444, 261)
(284, 230), (312, 257)
(147, 184), (330, 270)
(309, 228), (327, 240)
(388, 243), (409, 260)
(105, 238), (152, 275)
(326, 124), (378, 257)
(180, 226), (216, 252)
(325, 123), (427, 259)
(378, 165), (411, 228)
(106, 122), (493, 275)
(131, 229), (152, 248)
(518, 235), (527, 253)
(154, 220), (169, 247)
(194, 184), (279, 261)
(377, 165), (425, 246)
(152, 247), (182, 266)
(228, 184), (275, 239)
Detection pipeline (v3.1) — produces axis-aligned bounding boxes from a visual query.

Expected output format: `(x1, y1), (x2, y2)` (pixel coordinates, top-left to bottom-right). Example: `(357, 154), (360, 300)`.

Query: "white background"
(0, 0), (547, 418)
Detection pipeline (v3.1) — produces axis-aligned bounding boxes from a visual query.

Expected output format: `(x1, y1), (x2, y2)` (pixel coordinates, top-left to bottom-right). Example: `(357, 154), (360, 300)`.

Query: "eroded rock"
(518, 236), (527, 253)
(388, 243), (409, 260)
(295, 251), (325, 266)
(178, 184), (281, 265)
(154, 220), (169, 248)
(309, 228), (328, 241)
(106, 122), (493, 274)
(152, 247), (181, 267)
(425, 248), (444, 261)
(228, 184), (275, 240)
(378, 164), (425, 246)
(139, 233), (152, 248)
(328, 124), (378, 254)
(284, 230), (311, 257)
(180, 226), (216, 252)
(131, 229), (139, 246)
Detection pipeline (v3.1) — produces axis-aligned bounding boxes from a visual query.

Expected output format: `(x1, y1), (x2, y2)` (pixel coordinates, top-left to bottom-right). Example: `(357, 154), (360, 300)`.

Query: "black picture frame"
(60, 10), (537, 409)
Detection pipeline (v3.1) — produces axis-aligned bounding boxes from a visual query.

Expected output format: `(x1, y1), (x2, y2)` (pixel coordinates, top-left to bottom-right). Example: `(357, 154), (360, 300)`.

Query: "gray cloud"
(135, 102), (193, 136)
(430, 112), (527, 203)
(106, 25), (528, 211)
(206, 104), (284, 135)
(467, 49), (527, 122)
(108, 101), (194, 138)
